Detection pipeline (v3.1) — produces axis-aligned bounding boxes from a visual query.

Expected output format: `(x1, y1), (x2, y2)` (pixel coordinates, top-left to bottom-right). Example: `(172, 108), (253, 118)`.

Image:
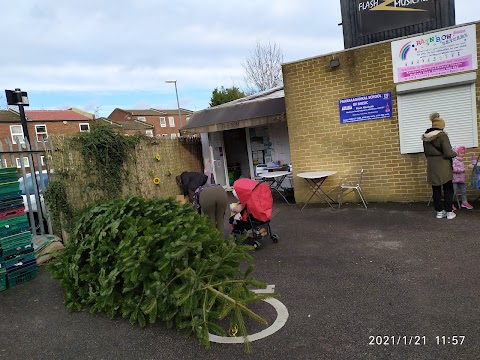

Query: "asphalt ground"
(1, 198), (479, 360)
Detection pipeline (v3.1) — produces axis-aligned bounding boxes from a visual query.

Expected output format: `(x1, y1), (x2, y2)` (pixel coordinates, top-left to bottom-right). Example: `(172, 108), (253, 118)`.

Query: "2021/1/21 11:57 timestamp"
(436, 336), (465, 345)
(368, 335), (466, 346)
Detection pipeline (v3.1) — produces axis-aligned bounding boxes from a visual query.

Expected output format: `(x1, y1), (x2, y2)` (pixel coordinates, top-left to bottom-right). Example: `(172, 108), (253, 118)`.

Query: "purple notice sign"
(339, 92), (392, 124)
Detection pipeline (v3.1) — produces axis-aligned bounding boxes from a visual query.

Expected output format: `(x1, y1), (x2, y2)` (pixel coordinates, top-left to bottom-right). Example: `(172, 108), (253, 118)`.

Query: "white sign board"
(391, 24), (477, 83)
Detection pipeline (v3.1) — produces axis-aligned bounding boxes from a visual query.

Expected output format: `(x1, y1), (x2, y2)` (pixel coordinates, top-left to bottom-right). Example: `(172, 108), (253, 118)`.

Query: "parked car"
(18, 170), (49, 233)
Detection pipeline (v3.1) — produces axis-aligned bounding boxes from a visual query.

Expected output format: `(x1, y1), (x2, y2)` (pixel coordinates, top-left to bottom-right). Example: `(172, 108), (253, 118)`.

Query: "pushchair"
(230, 178), (279, 249)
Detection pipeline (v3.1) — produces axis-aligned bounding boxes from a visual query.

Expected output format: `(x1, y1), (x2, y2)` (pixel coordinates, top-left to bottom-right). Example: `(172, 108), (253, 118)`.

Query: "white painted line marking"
(252, 284), (275, 294)
(208, 285), (288, 344)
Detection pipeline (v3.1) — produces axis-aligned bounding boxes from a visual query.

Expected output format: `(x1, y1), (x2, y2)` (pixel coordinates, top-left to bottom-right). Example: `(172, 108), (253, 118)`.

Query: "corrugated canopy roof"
(182, 86), (286, 134)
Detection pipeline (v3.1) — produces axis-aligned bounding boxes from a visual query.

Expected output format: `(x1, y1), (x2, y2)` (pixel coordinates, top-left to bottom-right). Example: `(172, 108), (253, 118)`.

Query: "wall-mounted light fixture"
(329, 58), (340, 69)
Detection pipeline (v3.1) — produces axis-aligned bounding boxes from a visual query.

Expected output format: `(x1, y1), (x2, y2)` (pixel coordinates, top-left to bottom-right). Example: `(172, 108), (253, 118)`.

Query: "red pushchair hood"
(233, 178), (272, 222)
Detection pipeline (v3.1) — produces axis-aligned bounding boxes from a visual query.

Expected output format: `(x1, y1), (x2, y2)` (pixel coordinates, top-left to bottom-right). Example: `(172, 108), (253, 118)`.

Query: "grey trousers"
(453, 182), (467, 202)
(199, 185), (229, 234)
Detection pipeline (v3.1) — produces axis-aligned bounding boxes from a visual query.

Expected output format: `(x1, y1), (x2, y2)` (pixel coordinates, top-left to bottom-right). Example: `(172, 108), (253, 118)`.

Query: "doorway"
(223, 128), (250, 186)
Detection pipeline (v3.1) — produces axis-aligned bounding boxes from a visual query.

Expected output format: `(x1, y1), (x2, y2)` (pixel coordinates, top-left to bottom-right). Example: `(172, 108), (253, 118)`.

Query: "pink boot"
(452, 204), (457, 211)
(461, 201), (473, 210)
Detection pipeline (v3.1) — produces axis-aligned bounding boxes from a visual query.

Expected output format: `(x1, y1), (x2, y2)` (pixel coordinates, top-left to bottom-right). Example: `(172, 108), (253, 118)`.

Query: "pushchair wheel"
(271, 234), (279, 243)
(252, 240), (262, 250)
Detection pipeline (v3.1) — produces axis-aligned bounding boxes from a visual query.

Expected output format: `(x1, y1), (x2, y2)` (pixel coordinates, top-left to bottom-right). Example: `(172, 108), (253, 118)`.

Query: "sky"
(0, 1), (478, 118)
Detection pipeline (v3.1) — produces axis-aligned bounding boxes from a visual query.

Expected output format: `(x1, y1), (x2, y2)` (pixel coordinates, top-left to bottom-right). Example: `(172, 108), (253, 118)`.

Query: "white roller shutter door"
(397, 75), (478, 154)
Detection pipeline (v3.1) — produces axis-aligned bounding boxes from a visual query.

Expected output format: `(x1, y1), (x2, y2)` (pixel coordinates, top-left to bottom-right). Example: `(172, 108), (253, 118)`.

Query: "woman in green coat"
(422, 112), (457, 220)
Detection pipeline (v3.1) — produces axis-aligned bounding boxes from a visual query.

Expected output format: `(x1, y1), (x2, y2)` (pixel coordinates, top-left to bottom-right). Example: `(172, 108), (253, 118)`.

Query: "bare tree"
(242, 41), (284, 94)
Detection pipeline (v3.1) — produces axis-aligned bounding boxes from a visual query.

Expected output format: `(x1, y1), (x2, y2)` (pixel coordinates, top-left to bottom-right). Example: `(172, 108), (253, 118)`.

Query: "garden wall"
(49, 135), (203, 211)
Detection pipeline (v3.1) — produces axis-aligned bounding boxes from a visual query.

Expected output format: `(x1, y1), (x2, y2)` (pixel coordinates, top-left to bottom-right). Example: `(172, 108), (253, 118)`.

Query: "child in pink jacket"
(452, 145), (473, 210)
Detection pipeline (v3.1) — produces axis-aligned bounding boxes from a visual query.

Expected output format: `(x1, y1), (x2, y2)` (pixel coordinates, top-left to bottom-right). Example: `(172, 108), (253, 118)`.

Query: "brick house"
(24, 109), (92, 140)
(0, 108), (92, 169)
(95, 117), (154, 136)
(107, 108), (193, 139)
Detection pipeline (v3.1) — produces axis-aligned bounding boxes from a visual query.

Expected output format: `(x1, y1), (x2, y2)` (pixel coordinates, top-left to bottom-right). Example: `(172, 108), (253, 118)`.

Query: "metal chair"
(338, 168), (367, 209)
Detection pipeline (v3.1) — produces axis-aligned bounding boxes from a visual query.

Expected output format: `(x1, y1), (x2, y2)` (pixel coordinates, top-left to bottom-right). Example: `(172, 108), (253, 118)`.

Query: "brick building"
(282, 21), (480, 203)
(95, 117), (154, 136)
(24, 109), (92, 140)
(1, 109), (91, 144)
(107, 108), (193, 139)
(0, 108), (92, 169)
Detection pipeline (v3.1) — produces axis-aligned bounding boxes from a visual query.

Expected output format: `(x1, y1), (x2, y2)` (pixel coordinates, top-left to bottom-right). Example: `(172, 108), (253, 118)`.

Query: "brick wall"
(282, 23), (480, 204)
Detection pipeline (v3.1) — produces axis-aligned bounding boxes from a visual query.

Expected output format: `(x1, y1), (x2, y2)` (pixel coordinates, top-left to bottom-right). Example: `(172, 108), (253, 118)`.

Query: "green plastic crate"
(0, 266), (6, 292)
(0, 196), (24, 209)
(0, 231), (32, 248)
(0, 232), (33, 258)
(0, 167), (18, 178)
(0, 173), (19, 184)
(0, 214), (30, 238)
(0, 243), (33, 259)
(3, 251), (35, 268)
(7, 263), (37, 288)
(0, 181), (21, 196)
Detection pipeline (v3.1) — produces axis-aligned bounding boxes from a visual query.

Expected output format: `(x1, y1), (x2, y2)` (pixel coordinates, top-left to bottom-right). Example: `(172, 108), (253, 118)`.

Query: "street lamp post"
(5, 88), (30, 142)
(165, 80), (183, 129)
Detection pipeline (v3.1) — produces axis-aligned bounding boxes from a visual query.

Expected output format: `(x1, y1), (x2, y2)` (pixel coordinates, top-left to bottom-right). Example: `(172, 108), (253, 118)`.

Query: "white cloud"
(0, 0), (477, 115)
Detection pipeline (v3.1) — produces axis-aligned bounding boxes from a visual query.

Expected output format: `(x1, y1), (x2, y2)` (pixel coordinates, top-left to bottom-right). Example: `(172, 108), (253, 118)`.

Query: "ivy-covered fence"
(48, 131), (203, 213)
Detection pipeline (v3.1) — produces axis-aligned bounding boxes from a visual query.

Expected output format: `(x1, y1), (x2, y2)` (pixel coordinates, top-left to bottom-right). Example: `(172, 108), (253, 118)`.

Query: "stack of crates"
(0, 167), (37, 292)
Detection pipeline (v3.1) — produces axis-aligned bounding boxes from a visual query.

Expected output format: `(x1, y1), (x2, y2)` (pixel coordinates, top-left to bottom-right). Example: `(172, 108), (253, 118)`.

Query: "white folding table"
(297, 171), (337, 210)
(261, 171), (292, 205)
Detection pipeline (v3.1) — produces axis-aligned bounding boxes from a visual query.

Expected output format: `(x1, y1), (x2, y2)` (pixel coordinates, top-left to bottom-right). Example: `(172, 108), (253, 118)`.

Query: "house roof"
(96, 117), (154, 130)
(113, 108), (194, 117)
(120, 109), (164, 116)
(69, 108), (95, 119)
(152, 108), (194, 116)
(25, 110), (91, 121)
(181, 86), (286, 134)
(0, 109), (21, 123)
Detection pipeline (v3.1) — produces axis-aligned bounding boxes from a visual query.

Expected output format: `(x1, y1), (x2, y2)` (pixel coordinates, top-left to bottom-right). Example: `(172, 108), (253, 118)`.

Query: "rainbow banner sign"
(339, 92), (392, 124)
(391, 24), (477, 83)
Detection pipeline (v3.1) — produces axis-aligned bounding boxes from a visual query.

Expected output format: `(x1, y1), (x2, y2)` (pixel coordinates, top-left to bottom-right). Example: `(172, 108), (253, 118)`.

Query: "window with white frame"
(15, 157), (30, 168)
(162, 134), (168, 139)
(169, 116), (175, 127)
(79, 123), (90, 132)
(170, 133), (177, 139)
(397, 73), (478, 154)
(137, 116), (146, 122)
(35, 124), (48, 142)
(10, 125), (25, 144)
(145, 129), (154, 137)
(39, 155), (52, 166)
(160, 117), (166, 127)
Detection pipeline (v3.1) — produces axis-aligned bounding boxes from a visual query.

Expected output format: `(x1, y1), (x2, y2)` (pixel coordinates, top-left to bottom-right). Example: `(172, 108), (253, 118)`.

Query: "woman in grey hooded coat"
(422, 112), (457, 219)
